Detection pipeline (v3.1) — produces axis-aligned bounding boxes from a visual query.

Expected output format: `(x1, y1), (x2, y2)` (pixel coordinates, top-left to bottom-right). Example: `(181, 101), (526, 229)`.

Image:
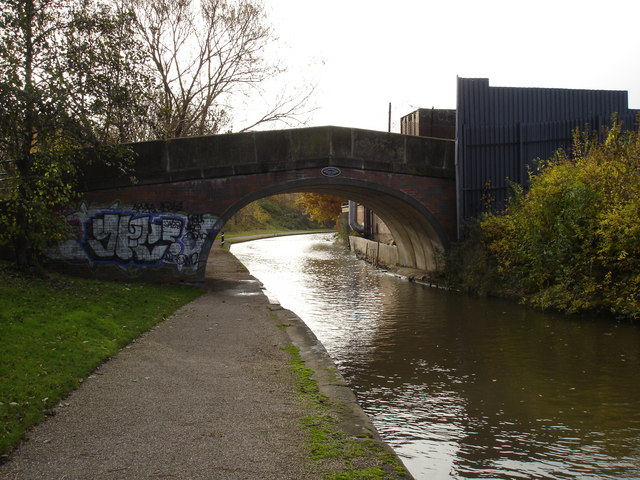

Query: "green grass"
(0, 265), (203, 457)
(281, 345), (407, 479)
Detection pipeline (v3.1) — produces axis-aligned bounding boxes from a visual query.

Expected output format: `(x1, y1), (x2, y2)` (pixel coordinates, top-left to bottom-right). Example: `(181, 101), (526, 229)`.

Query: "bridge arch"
(215, 177), (449, 272)
(47, 126), (456, 282)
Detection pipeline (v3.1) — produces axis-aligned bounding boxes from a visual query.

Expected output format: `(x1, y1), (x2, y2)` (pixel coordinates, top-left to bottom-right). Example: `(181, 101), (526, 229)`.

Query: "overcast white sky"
(260, 0), (640, 133)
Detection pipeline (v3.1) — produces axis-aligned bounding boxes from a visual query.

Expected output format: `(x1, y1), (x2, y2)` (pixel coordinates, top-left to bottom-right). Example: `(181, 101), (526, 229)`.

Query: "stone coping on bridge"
(80, 126), (455, 191)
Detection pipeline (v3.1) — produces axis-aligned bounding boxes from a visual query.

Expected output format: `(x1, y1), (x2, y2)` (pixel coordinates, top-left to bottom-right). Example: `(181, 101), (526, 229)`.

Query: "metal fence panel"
(456, 77), (638, 232)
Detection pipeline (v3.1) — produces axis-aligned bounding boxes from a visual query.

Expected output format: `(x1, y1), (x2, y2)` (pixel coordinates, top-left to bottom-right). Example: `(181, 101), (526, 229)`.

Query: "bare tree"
(128, 0), (313, 139)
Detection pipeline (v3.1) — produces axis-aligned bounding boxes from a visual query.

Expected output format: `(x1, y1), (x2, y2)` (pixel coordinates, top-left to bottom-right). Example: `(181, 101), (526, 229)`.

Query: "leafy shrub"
(444, 219), (501, 296)
(478, 121), (639, 319)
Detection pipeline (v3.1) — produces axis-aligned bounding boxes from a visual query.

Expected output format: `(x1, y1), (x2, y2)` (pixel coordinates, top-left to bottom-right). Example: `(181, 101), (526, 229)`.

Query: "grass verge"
(0, 264), (203, 458)
(281, 345), (407, 480)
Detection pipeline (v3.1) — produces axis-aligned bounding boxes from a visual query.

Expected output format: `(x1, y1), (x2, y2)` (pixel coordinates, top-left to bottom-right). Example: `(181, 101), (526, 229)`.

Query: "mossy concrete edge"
(268, 302), (415, 479)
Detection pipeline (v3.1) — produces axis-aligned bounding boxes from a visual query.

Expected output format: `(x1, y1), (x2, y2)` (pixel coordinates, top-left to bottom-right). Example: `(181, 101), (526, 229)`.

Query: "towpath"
(0, 245), (408, 479)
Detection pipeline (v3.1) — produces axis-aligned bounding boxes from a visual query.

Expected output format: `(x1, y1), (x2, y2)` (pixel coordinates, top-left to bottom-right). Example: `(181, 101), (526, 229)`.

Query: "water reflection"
(231, 234), (640, 479)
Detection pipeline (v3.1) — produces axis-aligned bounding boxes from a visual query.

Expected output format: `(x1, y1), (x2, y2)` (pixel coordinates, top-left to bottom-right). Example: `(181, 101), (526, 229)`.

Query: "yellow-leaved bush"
(472, 121), (639, 319)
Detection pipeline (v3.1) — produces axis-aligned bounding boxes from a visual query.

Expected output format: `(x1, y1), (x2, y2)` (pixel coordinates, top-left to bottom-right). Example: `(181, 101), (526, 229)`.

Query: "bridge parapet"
(44, 126), (457, 283)
(80, 126), (454, 191)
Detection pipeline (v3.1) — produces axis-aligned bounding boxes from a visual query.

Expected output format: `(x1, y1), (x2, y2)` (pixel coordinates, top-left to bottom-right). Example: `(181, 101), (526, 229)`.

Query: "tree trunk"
(14, 205), (32, 268)
(14, 0), (36, 268)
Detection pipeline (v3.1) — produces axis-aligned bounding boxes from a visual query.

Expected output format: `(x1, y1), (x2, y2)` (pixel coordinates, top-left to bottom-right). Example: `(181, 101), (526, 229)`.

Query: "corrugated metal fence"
(456, 77), (638, 233)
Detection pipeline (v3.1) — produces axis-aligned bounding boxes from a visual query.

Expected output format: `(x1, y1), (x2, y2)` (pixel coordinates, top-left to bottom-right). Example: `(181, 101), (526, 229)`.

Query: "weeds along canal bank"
(224, 248), (412, 479)
(348, 232), (639, 322)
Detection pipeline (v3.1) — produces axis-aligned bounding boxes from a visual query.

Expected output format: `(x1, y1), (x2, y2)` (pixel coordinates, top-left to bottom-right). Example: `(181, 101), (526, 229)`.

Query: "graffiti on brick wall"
(84, 212), (185, 264)
(46, 202), (219, 272)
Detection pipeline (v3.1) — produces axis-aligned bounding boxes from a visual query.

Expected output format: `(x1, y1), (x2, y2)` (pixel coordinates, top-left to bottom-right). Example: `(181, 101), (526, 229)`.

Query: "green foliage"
(0, 264), (203, 456)
(0, 0), (151, 266)
(443, 219), (500, 296)
(324, 467), (389, 480)
(0, 147), (78, 259)
(476, 121), (640, 319)
(281, 345), (406, 479)
(226, 193), (326, 233)
(63, 2), (153, 143)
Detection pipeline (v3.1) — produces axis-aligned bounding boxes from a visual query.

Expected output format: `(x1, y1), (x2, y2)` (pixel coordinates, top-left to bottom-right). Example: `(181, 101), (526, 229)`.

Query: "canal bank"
(348, 236), (445, 288)
(0, 245), (409, 479)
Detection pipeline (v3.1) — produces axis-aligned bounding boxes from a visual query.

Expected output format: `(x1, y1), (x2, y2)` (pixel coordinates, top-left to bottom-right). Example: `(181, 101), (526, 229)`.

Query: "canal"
(231, 233), (640, 479)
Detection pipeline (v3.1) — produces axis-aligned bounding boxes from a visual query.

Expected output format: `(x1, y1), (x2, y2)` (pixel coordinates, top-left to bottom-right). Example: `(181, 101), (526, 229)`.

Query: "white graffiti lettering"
(86, 213), (184, 264)
(46, 202), (220, 273)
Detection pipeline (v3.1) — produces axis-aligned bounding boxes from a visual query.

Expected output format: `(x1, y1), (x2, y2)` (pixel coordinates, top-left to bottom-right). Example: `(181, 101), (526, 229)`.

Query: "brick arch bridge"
(48, 126), (456, 282)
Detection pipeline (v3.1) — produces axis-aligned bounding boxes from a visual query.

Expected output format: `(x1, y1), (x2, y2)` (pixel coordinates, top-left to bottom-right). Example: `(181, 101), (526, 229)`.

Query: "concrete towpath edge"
(225, 246), (415, 478)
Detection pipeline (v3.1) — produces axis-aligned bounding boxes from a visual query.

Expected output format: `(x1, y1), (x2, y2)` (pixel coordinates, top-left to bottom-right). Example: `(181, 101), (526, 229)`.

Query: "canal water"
(230, 233), (640, 480)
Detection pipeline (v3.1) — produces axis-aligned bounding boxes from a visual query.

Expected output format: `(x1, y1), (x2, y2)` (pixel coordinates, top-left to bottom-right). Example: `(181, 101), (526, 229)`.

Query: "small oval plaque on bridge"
(321, 166), (341, 177)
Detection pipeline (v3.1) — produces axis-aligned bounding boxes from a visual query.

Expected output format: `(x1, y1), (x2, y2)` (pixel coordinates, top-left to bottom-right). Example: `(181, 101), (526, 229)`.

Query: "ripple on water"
(232, 234), (640, 480)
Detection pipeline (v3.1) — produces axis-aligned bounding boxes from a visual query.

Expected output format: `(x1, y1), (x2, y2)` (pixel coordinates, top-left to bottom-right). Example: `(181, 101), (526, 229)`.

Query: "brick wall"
(45, 165), (455, 282)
